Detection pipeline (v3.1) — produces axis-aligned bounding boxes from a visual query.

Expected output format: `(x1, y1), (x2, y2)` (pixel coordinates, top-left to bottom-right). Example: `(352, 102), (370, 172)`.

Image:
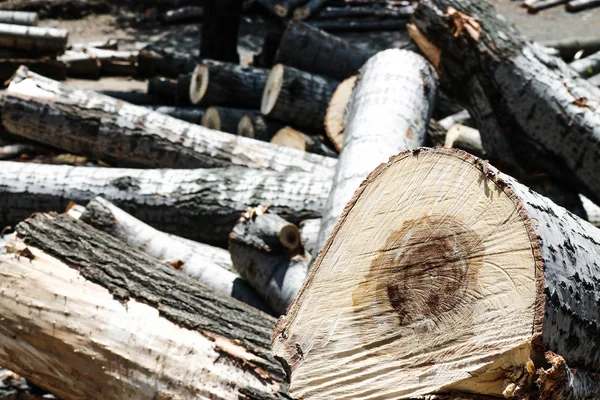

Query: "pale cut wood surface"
(324, 75), (357, 152)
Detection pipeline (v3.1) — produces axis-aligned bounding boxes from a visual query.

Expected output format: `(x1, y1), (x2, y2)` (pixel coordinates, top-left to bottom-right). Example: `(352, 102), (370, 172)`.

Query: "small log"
(292, 0), (328, 20)
(309, 17), (409, 32)
(4, 67), (337, 173)
(569, 50), (600, 78)
(73, 197), (272, 313)
(316, 49), (437, 251)
(261, 64), (339, 134)
(188, 61), (269, 108)
(324, 75), (357, 151)
(237, 114), (285, 142)
(160, 6), (204, 24)
(146, 76), (178, 103)
(299, 218), (320, 257)
(137, 44), (197, 78)
(438, 109), (472, 130)
(98, 90), (164, 105)
(0, 0), (110, 18)
(273, 148), (600, 399)
(0, 11), (38, 26)
(0, 161), (332, 246)
(0, 23), (67, 54)
(200, 0), (242, 63)
(444, 124), (485, 158)
(70, 39), (119, 51)
(0, 57), (66, 82)
(229, 207), (308, 315)
(84, 47), (138, 76)
(567, 0), (600, 10)
(202, 107), (258, 134)
(524, 0), (568, 13)
(0, 212), (288, 400)
(59, 50), (101, 79)
(271, 127), (338, 158)
(145, 106), (205, 125)
(311, 5), (415, 19)
(540, 36), (600, 63)
(274, 21), (375, 80)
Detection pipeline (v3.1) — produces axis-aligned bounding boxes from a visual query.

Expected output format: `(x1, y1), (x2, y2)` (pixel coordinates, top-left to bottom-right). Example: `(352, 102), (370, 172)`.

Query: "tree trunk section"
(273, 147), (600, 400)
(261, 64), (339, 134)
(0, 11), (38, 26)
(3, 67), (337, 173)
(0, 161), (332, 247)
(324, 75), (357, 151)
(569, 50), (600, 78)
(200, 0), (242, 63)
(292, 0), (328, 20)
(316, 49), (437, 251)
(0, 23), (67, 54)
(202, 107), (259, 135)
(0, 212), (288, 400)
(238, 114), (285, 142)
(411, 0), (600, 205)
(147, 76), (178, 104)
(312, 5), (415, 19)
(271, 127), (338, 158)
(274, 21), (374, 81)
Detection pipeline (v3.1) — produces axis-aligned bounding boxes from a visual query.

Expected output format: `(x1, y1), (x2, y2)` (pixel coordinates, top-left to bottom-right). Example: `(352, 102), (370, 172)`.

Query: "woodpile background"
(0, 0), (599, 399)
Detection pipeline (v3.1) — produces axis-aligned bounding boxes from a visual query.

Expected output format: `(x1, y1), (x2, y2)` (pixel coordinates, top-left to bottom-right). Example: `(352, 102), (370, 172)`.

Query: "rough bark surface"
(310, 18), (409, 32)
(0, 23), (67, 53)
(3, 67), (336, 173)
(0, 161), (332, 247)
(0, 57), (66, 82)
(238, 114), (285, 142)
(202, 107), (259, 135)
(137, 44), (197, 78)
(316, 49), (437, 251)
(200, 0), (242, 63)
(271, 127), (338, 158)
(145, 105), (205, 125)
(412, 0), (600, 204)
(0, 212), (288, 400)
(274, 21), (374, 81)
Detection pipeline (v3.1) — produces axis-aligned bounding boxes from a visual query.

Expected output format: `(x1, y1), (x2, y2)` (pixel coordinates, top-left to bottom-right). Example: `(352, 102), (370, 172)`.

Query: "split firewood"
(444, 124), (485, 158)
(299, 218), (320, 257)
(70, 197), (272, 313)
(145, 105), (206, 125)
(4, 67), (337, 173)
(137, 44), (197, 78)
(0, 212), (288, 400)
(202, 107), (259, 134)
(316, 49), (437, 251)
(411, 0), (600, 204)
(312, 4), (415, 19)
(160, 6), (204, 24)
(292, 0), (328, 20)
(0, 161), (332, 246)
(187, 61), (269, 108)
(274, 21), (375, 80)
(59, 50), (101, 79)
(324, 75), (357, 151)
(0, 57), (66, 82)
(273, 147), (600, 400)
(310, 17), (409, 32)
(569, 50), (600, 78)
(567, 0), (600, 10)
(201, 0), (242, 63)
(146, 76), (178, 103)
(229, 207), (308, 315)
(261, 64), (339, 134)
(271, 127), (338, 158)
(0, 11), (38, 26)
(0, 23), (68, 54)
(237, 114), (285, 142)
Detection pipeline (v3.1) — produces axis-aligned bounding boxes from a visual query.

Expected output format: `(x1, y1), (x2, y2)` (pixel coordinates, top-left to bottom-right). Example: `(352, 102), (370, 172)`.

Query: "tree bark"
(273, 147), (600, 400)
(253, 30), (283, 68)
(271, 127), (338, 158)
(202, 107), (259, 135)
(137, 44), (198, 79)
(411, 0), (600, 205)
(59, 50), (101, 79)
(0, 23), (67, 54)
(98, 90), (165, 106)
(84, 47), (138, 77)
(0, 212), (289, 400)
(261, 64), (339, 134)
(274, 21), (375, 81)
(311, 5), (415, 19)
(71, 197), (273, 313)
(569, 50), (600, 78)
(0, 57), (66, 82)
(324, 75), (357, 151)
(566, 0), (600, 11)
(316, 49), (437, 252)
(229, 207), (307, 315)
(0, 11), (38, 26)
(200, 0), (242, 63)
(145, 105), (206, 125)
(0, 161), (332, 247)
(147, 76), (178, 104)
(4, 67), (337, 173)
(238, 114), (285, 142)
(292, 0), (328, 20)
(309, 17), (409, 32)
(188, 60), (269, 108)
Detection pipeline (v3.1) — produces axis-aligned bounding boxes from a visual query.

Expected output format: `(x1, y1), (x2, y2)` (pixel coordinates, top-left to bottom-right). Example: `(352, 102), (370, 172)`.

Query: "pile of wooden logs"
(522, 0), (600, 13)
(2, 0), (600, 399)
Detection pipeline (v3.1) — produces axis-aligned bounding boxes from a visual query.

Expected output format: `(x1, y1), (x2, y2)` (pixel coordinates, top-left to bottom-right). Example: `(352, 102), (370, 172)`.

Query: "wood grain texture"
(324, 75), (357, 151)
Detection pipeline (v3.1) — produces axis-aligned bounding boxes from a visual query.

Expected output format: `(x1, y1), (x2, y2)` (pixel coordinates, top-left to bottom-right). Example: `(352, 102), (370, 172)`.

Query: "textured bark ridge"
(0, 212), (288, 400)
(411, 0), (600, 204)
(0, 161), (332, 247)
(274, 21), (374, 81)
(261, 64), (339, 134)
(3, 67), (336, 173)
(316, 49), (437, 252)
(273, 148), (600, 399)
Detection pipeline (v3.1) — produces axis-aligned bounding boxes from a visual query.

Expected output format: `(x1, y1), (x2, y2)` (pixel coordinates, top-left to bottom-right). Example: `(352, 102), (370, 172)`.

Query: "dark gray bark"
(147, 76), (178, 104)
(60, 50), (101, 79)
(0, 161), (332, 246)
(202, 107), (259, 135)
(238, 115), (285, 142)
(567, 0), (600, 11)
(0, 57), (65, 82)
(137, 44), (198, 79)
(145, 106), (205, 125)
(98, 90), (164, 105)
(309, 17), (409, 32)
(292, 0), (327, 20)
(311, 5), (415, 19)
(274, 21), (375, 81)
(200, 0), (242, 63)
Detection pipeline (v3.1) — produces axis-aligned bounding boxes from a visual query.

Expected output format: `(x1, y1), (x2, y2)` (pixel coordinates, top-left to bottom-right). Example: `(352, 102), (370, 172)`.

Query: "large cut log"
(0, 23), (67, 54)
(71, 197), (273, 313)
(569, 50), (600, 78)
(230, 207), (308, 315)
(0, 11), (38, 26)
(0, 161), (332, 247)
(261, 64), (339, 134)
(0, 212), (288, 400)
(238, 114), (285, 142)
(271, 127), (338, 158)
(316, 49), (437, 251)
(274, 21), (374, 81)
(202, 107), (259, 135)
(188, 61), (269, 108)
(411, 0), (600, 204)
(324, 75), (357, 151)
(3, 67), (336, 173)
(200, 0), (242, 63)
(273, 147), (600, 400)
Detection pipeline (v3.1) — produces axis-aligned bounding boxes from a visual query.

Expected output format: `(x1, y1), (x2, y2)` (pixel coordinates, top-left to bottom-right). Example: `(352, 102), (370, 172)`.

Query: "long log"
(71, 197), (272, 313)
(0, 11), (38, 26)
(0, 161), (332, 246)
(311, 5), (415, 19)
(84, 47), (138, 76)
(444, 124), (485, 158)
(411, 0), (600, 205)
(0, 23), (67, 54)
(146, 76), (178, 103)
(238, 114), (285, 142)
(200, 0), (242, 63)
(0, 57), (66, 82)
(567, 0), (600, 10)
(309, 17), (409, 32)
(145, 105), (206, 125)
(569, 50), (600, 78)
(261, 64), (339, 134)
(4, 67), (337, 173)
(59, 50), (101, 79)
(202, 107), (258, 134)
(316, 49), (437, 251)
(274, 21), (375, 81)
(273, 147), (600, 399)
(271, 127), (338, 158)
(524, 0), (569, 13)
(0, 212), (288, 400)
(324, 75), (357, 151)
(188, 61), (269, 108)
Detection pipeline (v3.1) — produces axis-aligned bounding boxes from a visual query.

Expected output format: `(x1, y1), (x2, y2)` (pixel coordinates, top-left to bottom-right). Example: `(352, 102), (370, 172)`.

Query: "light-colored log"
(0, 23), (67, 53)
(271, 127), (338, 158)
(324, 75), (357, 151)
(0, 11), (38, 26)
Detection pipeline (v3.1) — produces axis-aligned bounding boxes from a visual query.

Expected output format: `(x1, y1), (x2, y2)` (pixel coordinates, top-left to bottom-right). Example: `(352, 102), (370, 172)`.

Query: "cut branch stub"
(273, 147), (600, 399)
